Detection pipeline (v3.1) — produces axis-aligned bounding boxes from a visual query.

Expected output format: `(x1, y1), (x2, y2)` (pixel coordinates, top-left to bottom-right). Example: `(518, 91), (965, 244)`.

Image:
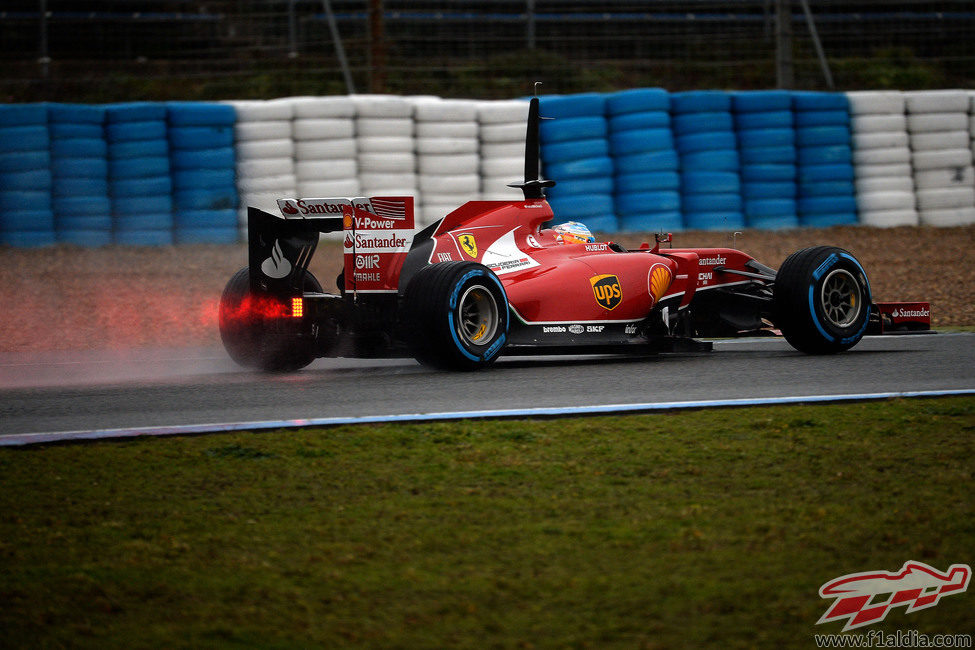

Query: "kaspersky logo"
(817, 561), (970, 631)
(591, 274), (622, 310)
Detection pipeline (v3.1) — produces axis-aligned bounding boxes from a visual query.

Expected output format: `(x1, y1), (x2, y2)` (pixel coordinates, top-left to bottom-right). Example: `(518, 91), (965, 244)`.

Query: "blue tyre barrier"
(732, 90), (792, 113)
(0, 103), (48, 126)
(52, 178), (110, 197)
(54, 196), (112, 217)
(56, 215), (114, 231)
(0, 190), (51, 211)
(174, 209), (239, 229)
(170, 147), (235, 171)
(794, 110), (849, 127)
(675, 131), (736, 154)
(607, 88), (669, 115)
(57, 229), (113, 247)
(798, 196), (857, 215)
(672, 112), (734, 136)
(546, 176), (614, 197)
(51, 157), (108, 179)
(680, 171), (741, 195)
(0, 209), (55, 231)
(798, 180), (855, 197)
(113, 195), (173, 216)
(107, 139), (169, 159)
(734, 110), (793, 130)
(577, 213), (618, 233)
(741, 181), (796, 199)
(609, 128), (673, 156)
(49, 123), (103, 139)
(173, 188), (236, 211)
(744, 198), (797, 219)
(684, 211), (745, 230)
(795, 126), (850, 147)
(111, 176), (173, 198)
(799, 213), (858, 228)
(739, 145), (797, 165)
(114, 212), (174, 231)
(0, 169), (52, 191)
(539, 93), (606, 119)
(682, 193), (742, 213)
(609, 111), (670, 132)
(797, 163), (855, 183)
(174, 227), (240, 245)
(797, 145), (852, 166)
(108, 156), (170, 180)
(166, 102), (236, 127)
(615, 191), (681, 215)
(0, 126), (49, 153)
(0, 231), (57, 247)
(792, 92), (848, 112)
(114, 229), (174, 246)
(106, 102), (166, 123)
(540, 116), (607, 143)
(615, 171), (680, 193)
(48, 103), (104, 124)
(618, 211), (683, 232)
(671, 91), (731, 113)
(680, 149), (739, 171)
(172, 169), (236, 190)
(614, 150), (679, 173)
(741, 163), (796, 182)
(737, 128), (794, 149)
(542, 138), (609, 163)
(50, 138), (108, 158)
(106, 121), (167, 143)
(544, 156), (614, 180)
(547, 194), (615, 220)
(167, 126), (235, 151)
(0, 151), (49, 173)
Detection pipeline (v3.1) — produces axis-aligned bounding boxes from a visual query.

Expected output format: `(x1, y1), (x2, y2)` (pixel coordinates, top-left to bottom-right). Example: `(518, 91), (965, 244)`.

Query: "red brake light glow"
(291, 297), (303, 318)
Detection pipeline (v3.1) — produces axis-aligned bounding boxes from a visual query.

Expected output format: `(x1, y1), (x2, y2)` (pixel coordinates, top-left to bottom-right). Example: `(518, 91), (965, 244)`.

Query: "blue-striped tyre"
(174, 209), (239, 229)
(54, 196), (112, 217)
(113, 195), (173, 216)
(792, 92), (848, 112)
(175, 227), (240, 245)
(794, 110), (849, 128)
(108, 156), (170, 180)
(741, 181), (796, 199)
(741, 164), (796, 182)
(737, 128), (794, 149)
(609, 111), (670, 132)
(748, 214), (799, 230)
(671, 91), (730, 114)
(50, 123), (103, 139)
(51, 138), (108, 158)
(0, 151), (50, 173)
(680, 149), (739, 172)
(108, 139), (169, 159)
(684, 211), (745, 231)
(542, 138), (609, 164)
(48, 103), (105, 124)
(0, 104), (48, 126)
(0, 190), (51, 211)
(682, 193), (742, 213)
(114, 229), (174, 246)
(546, 176), (613, 198)
(57, 229), (113, 247)
(732, 90), (792, 113)
(615, 171), (680, 193)
(675, 131), (736, 154)
(106, 102), (166, 123)
(170, 147), (235, 171)
(539, 116), (606, 143)
(615, 191), (680, 215)
(609, 128), (673, 156)
(0, 209), (55, 231)
(52, 157), (108, 179)
(52, 177), (110, 197)
(111, 176), (173, 198)
(172, 169), (236, 191)
(173, 188), (237, 211)
(671, 112), (733, 136)
(0, 126), (49, 153)
(547, 193), (615, 220)
(544, 156), (614, 180)
(739, 146), (796, 165)
(798, 195), (857, 215)
(618, 211), (683, 233)
(798, 180), (855, 198)
(607, 88), (669, 115)
(57, 215), (114, 231)
(797, 163), (854, 184)
(0, 230), (56, 247)
(681, 171), (741, 195)
(402, 261), (509, 370)
(734, 110), (793, 130)
(773, 246), (870, 354)
(0, 169), (52, 191)
(795, 126), (850, 147)
(166, 102), (236, 127)
(615, 150), (679, 173)
(539, 93), (606, 119)
(168, 126), (235, 151)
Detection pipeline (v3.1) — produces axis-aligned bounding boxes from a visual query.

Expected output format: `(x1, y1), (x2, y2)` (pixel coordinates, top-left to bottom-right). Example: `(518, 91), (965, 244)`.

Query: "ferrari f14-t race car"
(219, 97), (928, 371)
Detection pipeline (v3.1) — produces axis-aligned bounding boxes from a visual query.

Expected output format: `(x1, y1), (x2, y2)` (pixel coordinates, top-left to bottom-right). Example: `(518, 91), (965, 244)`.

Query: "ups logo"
(590, 274), (622, 310)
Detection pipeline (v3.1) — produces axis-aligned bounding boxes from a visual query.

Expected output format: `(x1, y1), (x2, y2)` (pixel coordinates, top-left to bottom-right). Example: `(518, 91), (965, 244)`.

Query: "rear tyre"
(773, 246), (871, 354)
(218, 267), (322, 372)
(402, 262), (509, 370)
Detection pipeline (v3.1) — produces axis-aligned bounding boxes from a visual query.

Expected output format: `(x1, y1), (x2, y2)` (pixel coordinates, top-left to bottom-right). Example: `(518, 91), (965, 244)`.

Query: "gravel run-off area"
(0, 225), (971, 353)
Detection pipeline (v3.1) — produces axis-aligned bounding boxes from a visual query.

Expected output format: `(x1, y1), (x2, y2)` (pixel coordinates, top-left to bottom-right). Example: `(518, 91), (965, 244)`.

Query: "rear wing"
(247, 196), (415, 297)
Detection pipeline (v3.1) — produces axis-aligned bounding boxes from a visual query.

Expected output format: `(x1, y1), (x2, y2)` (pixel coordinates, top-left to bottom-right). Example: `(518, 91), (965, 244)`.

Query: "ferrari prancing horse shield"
(458, 233), (478, 259)
(591, 274), (622, 310)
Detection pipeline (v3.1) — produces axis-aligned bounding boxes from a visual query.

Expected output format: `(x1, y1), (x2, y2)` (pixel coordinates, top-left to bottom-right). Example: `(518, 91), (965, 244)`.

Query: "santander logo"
(260, 239), (291, 279)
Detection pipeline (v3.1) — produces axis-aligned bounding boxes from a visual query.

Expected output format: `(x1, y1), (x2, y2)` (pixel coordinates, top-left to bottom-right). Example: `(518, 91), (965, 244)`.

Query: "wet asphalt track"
(0, 333), (972, 441)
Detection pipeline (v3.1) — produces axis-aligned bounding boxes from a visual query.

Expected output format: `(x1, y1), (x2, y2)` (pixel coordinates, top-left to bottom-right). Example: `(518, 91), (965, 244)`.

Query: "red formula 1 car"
(219, 97), (927, 371)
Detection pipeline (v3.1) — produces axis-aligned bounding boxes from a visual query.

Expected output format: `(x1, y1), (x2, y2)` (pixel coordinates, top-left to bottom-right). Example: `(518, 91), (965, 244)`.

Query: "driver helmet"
(552, 221), (595, 245)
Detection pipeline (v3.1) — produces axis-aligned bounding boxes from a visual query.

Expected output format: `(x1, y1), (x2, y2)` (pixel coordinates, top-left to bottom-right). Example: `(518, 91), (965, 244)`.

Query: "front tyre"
(773, 246), (872, 354)
(402, 262), (509, 370)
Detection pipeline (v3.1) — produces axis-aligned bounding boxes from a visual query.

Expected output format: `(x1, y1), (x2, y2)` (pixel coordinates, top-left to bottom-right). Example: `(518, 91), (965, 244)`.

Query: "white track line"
(1, 388), (973, 447)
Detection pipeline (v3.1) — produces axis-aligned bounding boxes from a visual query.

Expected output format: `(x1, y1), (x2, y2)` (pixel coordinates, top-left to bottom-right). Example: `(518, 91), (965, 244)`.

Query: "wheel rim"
(820, 269), (862, 328)
(457, 284), (499, 347)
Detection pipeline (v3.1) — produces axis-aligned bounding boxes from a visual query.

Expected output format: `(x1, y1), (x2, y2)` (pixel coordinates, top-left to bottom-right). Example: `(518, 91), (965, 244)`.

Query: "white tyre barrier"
(852, 146), (911, 165)
(919, 206), (975, 226)
(846, 91), (904, 116)
(237, 174), (299, 193)
(356, 136), (414, 153)
(356, 118), (414, 138)
(418, 153), (479, 175)
(909, 130), (970, 151)
(851, 114), (907, 134)
(296, 159), (357, 181)
(479, 122), (526, 143)
(292, 118), (355, 141)
(290, 96), (355, 119)
(359, 152), (416, 173)
(236, 157), (294, 179)
(351, 94), (414, 119)
(477, 100), (530, 124)
(416, 137), (479, 155)
(853, 162), (913, 178)
(904, 90), (970, 114)
(855, 176), (914, 193)
(858, 208), (919, 227)
(224, 99), (294, 121)
(852, 131), (909, 150)
(856, 190), (916, 212)
(419, 173), (480, 194)
(294, 138), (356, 159)
(235, 138), (294, 159)
(911, 148), (973, 170)
(906, 112), (968, 134)
(914, 166), (975, 190)
(234, 120), (292, 142)
(415, 121), (479, 138)
(916, 187), (975, 210)
(298, 179), (361, 196)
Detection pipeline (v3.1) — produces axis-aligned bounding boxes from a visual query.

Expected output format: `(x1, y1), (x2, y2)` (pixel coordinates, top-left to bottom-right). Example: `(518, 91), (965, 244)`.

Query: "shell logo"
(648, 263), (673, 305)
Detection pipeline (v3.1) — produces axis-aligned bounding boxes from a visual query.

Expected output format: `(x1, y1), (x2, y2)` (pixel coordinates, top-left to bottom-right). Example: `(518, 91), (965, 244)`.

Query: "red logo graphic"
(281, 201), (299, 215)
(343, 233), (354, 249)
(817, 561), (970, 631)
